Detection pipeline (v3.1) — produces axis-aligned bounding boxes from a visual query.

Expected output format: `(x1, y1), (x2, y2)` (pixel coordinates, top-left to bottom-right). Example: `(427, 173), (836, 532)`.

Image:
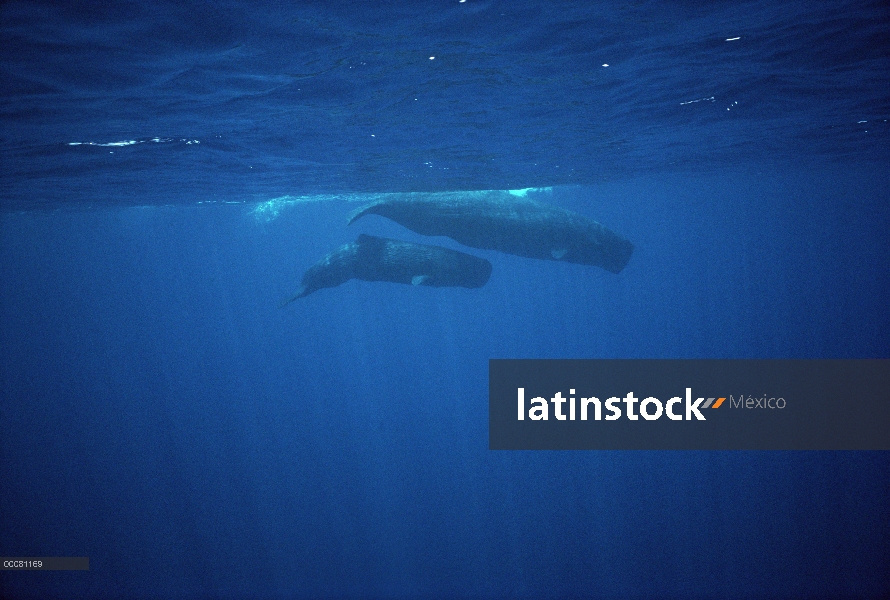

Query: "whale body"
(281, 234), (492, 305)
(348, 193), (633, 274)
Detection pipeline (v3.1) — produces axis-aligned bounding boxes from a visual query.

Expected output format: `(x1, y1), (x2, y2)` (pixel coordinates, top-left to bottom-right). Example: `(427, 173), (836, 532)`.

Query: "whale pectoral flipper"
(411, 275), (429, 286)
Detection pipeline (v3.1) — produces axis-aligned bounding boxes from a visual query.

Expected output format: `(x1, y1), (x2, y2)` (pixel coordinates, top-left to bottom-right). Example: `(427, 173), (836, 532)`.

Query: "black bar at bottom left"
(2, 557), (89, 570)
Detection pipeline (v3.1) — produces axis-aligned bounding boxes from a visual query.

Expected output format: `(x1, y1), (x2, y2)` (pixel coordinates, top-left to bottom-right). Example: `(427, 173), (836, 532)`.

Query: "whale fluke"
(279, 286), (309, 308)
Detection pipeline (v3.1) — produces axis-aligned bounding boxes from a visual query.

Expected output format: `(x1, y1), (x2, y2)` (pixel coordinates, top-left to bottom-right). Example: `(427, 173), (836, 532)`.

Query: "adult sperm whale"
(281, 234), (492, 305)
(348, 193), (633, 273)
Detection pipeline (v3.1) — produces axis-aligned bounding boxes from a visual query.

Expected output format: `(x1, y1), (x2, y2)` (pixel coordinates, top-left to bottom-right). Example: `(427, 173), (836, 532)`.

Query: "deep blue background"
(3, 170), (889, 598)
(2, 0), (890, 598)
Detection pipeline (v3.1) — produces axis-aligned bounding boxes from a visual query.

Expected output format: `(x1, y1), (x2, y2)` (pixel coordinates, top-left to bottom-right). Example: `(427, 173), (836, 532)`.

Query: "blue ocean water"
(1, 1), (889, 599)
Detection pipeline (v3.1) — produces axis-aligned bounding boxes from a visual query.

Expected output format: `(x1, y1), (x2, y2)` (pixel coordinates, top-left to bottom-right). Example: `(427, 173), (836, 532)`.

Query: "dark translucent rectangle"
(1, 557), (89, 570)
(489, 359), (890, 450)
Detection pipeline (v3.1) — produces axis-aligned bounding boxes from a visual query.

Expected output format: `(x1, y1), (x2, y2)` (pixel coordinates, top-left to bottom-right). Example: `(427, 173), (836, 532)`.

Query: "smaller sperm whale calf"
(281, 234), (493, 305)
